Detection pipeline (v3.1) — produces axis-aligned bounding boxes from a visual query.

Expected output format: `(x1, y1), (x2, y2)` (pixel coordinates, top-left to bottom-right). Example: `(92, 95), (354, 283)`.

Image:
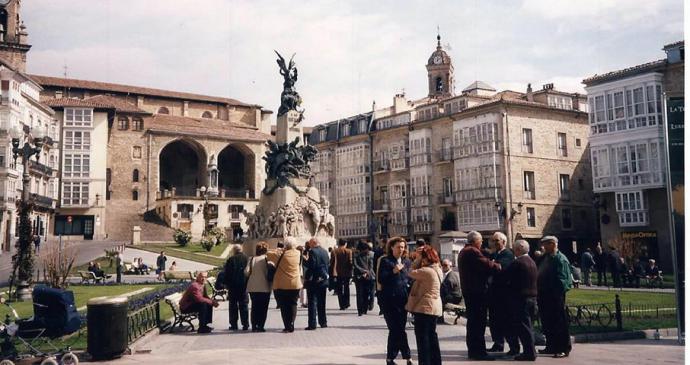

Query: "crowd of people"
(177, 232), (586, 364)
(578, 244), (662, 288)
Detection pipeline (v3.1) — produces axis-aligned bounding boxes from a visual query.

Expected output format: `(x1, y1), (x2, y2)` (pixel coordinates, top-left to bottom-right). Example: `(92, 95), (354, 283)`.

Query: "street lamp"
(9, 123), (47, 301)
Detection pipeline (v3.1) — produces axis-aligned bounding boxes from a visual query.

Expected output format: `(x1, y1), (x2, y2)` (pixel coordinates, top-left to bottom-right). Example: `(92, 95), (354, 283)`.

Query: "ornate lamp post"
(9, 123), (47, 301)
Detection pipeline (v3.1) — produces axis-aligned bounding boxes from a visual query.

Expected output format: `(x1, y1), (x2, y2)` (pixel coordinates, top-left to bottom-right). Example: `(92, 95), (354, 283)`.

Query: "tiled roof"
(663, 40), (684, 50)
(146, 114), (270, 142)
(42, 98), (115, 109)
(462, 80), (496, 92)
(582, 59), (666, 86)
(28, 74), (258, 108)
(83, 95), (148, 114)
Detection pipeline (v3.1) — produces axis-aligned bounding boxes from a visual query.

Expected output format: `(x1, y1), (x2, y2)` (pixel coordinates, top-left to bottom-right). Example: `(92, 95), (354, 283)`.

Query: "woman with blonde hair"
(268, 237), (303, 332)
(406, 245), (444, 365)
(245, 241), (271, 332)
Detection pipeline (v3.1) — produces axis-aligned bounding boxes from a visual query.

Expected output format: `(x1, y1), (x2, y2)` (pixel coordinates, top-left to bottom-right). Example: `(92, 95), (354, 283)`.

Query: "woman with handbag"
(267, 238), (303, 332)
(245, 241), (271, 332)
(406, 245), (444, 365)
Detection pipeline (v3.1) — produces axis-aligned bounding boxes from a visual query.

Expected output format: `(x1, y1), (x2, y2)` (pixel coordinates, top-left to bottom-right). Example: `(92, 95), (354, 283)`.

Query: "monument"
(243, 51), (336, 252)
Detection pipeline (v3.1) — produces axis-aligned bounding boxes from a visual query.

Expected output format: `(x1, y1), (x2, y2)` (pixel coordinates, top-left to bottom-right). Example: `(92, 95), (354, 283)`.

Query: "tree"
(41, 241), (76, 289)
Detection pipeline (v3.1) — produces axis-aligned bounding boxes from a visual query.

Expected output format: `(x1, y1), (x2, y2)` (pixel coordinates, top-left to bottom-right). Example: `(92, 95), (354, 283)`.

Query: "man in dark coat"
(537, 236), (572, 358)
(608, 247), (622, 288)
(224, 244), (249, 330)
(487, 232), (519, 355)
(331, 239), (354, 310)
(505, 239), (538, 361)
(303, 238), (330, 329)
(458, 231), (501, 361)
(580, 248), (595, 286)
(594, 244), (607, 286)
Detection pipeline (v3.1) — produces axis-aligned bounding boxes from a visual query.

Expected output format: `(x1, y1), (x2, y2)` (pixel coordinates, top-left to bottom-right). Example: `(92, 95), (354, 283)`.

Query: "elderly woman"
(406, 245), (443, 365)
(268, 238), (303, 333)
(245, 241), (271, 332)
(378, 237), (412, 365)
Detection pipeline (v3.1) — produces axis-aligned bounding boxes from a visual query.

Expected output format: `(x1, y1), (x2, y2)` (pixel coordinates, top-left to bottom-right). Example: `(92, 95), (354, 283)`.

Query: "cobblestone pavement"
(93, 286), (684, 365)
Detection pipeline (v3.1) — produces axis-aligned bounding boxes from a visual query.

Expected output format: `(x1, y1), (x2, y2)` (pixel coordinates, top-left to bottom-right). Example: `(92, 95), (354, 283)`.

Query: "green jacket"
(537, 250), (572, 294)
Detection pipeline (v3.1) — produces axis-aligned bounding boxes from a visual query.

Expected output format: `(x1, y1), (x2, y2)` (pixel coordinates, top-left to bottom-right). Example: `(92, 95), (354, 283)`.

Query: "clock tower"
(0, 0), (30, 72)
(426, 33), (454, 98)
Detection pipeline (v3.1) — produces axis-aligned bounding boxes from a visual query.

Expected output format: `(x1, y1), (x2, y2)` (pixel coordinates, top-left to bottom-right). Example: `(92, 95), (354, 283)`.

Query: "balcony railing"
(409, 152), (432, 167)
(436, 148), (453, 162)
(29, 160), (54, 176)
(389, 197), (408, 210)
(390, 157), (409, 171)
(437, 193), (456, 205)
(373, 160), (390, 173)
(372, 199), (390, 212)
(34, 194), (56, 209)
(454, 187), (500, 202)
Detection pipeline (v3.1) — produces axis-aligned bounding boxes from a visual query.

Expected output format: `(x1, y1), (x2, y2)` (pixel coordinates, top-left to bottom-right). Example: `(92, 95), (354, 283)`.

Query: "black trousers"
(306, 283), (328, 328)
(336, 277), (351, 309)
(537, 292), (571, 354)
(464, 292), (489, 358)
(510, 296), (536, 358)
(184, 302), (214, 329)
(611, 270), (621, 288)
(249, 292), (270, 330)
(355, 278), (373, 315)
(228, 291), (249, 329)
(596, 267), (607, 286)
(381, 301), (411, 360)
(413, 313), (442, 365)
(274, 289), (299, 331)
(368, 280), (376, 308)
(488, 290), (519, 351)
(116, 267), (122, 283)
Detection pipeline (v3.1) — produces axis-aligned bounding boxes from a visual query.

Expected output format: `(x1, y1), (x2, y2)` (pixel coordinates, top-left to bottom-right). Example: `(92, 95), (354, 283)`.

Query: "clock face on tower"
(433, 56), (442, 65)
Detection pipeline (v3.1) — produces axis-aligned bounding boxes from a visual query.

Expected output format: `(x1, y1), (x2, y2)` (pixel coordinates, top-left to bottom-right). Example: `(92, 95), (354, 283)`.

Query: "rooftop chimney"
(542, 83), (554, 91)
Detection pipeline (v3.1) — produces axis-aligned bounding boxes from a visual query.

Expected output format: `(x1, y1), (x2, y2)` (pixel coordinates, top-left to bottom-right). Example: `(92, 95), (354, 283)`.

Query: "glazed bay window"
(590, 82), (663, 135)
(616, 191), (648, 226)
(64, 108), (93, 127)
(63, 153), (90, 178)
(611, 141), (663, 188)
(63, 131), (91, 150)
(62, 181), (89, 206)
(591, 148), (612, 189)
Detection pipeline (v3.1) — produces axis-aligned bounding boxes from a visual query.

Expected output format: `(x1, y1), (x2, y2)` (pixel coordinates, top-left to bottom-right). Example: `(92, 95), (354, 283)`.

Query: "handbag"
(266, 252), (284, 282)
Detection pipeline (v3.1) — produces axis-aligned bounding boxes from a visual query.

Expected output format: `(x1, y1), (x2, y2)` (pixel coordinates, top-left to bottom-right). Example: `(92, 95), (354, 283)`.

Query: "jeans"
(228, 291), (249, 329)
(336, 277), (351, 309)
(413, 313), (442, 365)
(381, 300), (411, 360)
(306, 283), (328, 328)
(274, 289), (299, 331)
(464, 292), (489, 358)
(249, 292), (270, 330)
(354, 278), (373, 315)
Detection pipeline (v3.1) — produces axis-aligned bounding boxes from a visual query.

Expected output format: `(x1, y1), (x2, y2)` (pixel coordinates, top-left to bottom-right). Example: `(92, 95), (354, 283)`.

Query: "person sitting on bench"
(179, 271), (219, 333)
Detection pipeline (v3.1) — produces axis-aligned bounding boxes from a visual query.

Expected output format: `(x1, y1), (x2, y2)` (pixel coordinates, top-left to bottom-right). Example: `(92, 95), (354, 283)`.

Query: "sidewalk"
(91, 287), (684, 365)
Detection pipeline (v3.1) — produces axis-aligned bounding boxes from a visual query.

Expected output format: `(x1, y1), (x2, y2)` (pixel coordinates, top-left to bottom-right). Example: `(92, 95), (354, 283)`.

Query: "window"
(106, 168), (112, 200)
(341, 123), (350, 137)
(132, 169), (139, 182)
(523, 171), (535, 199)
(615, 191), (648, 226)
(522, 128), (533, 153)
(132, 118), (144, 131)
(132, 190), (139, 200)
(319, 129), (327, 142)
(561, 208), (573, 229)
(63, 153), (90, 178)
(359, 119), (367, 133)
(559, 174), (570, 200)
(117, 117), (129, 130)
(177, 204), (193, 219)
(526, 207), (536, 227)
(443, 178), (453, 197)
(557, 133), (568, 157)
(201, 111), (213, 119)
(63, 131), (91, 150)
(229, 205), (244, 219)
(157, 106), (170, 115)
(64, 108), (93, 127)
(132, 146), (142, 159)
(62, 181), (89, 206)
(576, 138), (581, 147)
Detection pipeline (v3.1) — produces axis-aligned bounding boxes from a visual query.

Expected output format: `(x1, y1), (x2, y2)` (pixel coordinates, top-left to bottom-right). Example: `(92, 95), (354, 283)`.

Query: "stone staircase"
(106, 206), (175, 242)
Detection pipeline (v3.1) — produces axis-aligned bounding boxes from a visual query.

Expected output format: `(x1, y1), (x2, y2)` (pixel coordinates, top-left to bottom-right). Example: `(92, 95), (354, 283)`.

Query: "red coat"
(179, 281), (212, 313)
(457, 245), (500, 295)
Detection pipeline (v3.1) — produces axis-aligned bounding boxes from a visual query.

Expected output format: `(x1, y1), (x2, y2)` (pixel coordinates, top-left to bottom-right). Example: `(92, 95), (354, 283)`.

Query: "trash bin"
(87, 296), (129, 360)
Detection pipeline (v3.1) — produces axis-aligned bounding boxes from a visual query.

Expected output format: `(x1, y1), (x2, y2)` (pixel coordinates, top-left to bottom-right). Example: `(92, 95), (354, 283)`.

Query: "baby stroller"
(1, 286), (81, 365)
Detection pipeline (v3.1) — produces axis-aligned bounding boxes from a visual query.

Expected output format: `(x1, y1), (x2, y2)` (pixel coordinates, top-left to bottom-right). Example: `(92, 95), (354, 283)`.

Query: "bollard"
(614, 294), (623, 331)
(87, 296), (129, 360)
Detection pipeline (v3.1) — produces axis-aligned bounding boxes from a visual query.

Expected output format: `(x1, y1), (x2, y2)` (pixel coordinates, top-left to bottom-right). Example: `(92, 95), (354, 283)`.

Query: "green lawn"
(567, 288), (676, 307)
(137, 242), (228, 266)
(71, 256), (117, 275)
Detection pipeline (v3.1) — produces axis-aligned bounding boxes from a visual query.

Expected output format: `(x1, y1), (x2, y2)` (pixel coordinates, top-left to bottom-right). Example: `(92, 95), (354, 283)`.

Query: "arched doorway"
(218, 144), (254, 197)
(159, 139), (207, 197)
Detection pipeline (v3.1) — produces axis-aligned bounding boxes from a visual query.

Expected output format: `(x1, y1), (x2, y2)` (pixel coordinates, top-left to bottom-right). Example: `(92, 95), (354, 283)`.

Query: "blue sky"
(24, 0), (683, 125)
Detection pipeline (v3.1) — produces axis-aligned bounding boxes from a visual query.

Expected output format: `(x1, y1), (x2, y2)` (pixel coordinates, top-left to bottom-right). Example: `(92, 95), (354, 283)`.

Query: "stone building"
(0, 0), (59, 256)
(33, 75), (273, 241)
(583, 40), (684, 271)
(310, 35), (597, 258)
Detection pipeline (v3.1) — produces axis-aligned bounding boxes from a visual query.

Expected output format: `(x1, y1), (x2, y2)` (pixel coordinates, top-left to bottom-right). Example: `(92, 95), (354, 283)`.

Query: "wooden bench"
(206, 277), (227, 301)
(78, 271), (111, 284)
(124, 262), (151, 275)
(164, 292), (198, 332)
(164, 271), (194, 282)
(443, 303), (466, 325)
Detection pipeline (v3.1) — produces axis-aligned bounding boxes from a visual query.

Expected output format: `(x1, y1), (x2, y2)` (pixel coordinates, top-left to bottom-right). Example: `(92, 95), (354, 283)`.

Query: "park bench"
(164, 271), (194, 282)
(164, 292), (198, 332)
(206, 277), (227, 301)
(443, 302), (466, 325)
(124, 262), (151, 275)
(78, 270), (111, 284)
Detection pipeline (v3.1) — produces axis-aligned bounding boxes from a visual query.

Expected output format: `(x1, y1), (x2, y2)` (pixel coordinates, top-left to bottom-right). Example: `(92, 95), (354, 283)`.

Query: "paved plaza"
(94, 288), (684, 365)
